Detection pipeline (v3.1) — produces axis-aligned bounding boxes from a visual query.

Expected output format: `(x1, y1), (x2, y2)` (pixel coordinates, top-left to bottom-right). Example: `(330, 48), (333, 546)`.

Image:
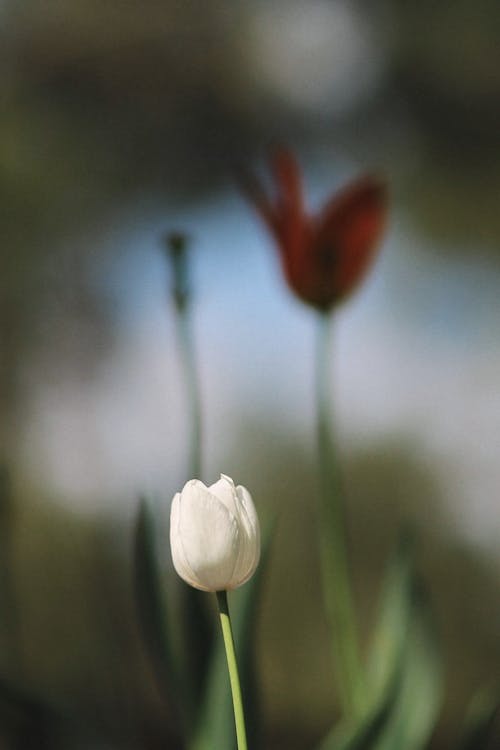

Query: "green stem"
(315, 311), (364, 719)
(216, 590), (248, 750)
(177, 307), (202, 479)
(166, 231), (202, 479)
(167, 235), (210, 734)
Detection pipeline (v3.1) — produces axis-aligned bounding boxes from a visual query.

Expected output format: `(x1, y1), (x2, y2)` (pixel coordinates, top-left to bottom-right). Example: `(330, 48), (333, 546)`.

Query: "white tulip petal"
(236, 485), (260, 537)
(208, 474), (238, 514)
(170, 491), (200, 587)
(177, 482), (240, 591)
(234, 485), (261, 584)
(169, 475), (260, 592)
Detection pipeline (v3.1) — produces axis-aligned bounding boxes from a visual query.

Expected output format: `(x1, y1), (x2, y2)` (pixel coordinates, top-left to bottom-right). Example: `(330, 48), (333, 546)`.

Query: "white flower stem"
(216, 590), (248, 750)
(315, 311), (364, 719)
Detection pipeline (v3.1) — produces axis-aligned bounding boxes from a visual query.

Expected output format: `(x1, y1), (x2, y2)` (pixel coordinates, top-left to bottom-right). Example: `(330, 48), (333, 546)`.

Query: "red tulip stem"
(315, 310), (364, 719)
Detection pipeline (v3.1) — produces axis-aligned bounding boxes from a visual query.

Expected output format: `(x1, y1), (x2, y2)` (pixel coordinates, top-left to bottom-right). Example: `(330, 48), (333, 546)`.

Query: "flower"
(170, 474), (260, 592)
(242, 148), (387, 311)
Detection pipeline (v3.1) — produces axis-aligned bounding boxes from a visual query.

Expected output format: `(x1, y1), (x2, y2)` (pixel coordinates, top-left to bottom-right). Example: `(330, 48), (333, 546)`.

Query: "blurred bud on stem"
(164, 231), (191, 312)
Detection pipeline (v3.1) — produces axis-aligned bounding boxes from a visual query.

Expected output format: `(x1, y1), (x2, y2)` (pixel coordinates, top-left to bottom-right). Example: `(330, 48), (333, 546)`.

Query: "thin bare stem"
(315, 311), (364, 718)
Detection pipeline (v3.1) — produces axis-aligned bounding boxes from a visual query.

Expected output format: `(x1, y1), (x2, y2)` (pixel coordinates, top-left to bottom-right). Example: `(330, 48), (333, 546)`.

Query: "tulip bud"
(170, 474), (260, 592)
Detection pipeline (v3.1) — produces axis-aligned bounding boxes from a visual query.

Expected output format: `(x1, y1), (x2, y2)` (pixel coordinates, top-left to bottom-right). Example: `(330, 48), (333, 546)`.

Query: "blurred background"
(1, 0), (499, 747)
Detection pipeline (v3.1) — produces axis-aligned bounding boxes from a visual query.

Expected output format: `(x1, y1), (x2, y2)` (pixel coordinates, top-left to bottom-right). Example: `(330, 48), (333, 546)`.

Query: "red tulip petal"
(269, 147), (308, 266)
(238, 166), (281, 239)
(269, 148), (303, 218)
(315, 176), (387, 302)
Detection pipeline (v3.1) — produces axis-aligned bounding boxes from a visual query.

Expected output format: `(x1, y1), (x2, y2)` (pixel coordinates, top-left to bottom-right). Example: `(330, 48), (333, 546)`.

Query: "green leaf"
(177, 564), (215, 713)
(133, 498), (183, 717)
(372, 580), (443, 750)
(457, 689), (500, 750)
(318, 535), (414, 750)
(189, 520), (274, 750)
(368, 533), (443, 750)
(318, 675), (400, 750)
(0, 676), (57, 748)
(134, 495), (217, 740)
(368, 532), (415, 697)
(0, 467), (20, 666)
(317, 532), (443, 750)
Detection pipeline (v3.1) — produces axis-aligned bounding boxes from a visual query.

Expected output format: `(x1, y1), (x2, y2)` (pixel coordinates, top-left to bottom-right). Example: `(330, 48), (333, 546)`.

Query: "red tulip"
(242, 148), (387, 311)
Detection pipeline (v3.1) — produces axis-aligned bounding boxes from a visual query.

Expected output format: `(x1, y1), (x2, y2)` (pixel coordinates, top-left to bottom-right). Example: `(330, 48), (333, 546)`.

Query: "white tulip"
(170, 474), (260, 592)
